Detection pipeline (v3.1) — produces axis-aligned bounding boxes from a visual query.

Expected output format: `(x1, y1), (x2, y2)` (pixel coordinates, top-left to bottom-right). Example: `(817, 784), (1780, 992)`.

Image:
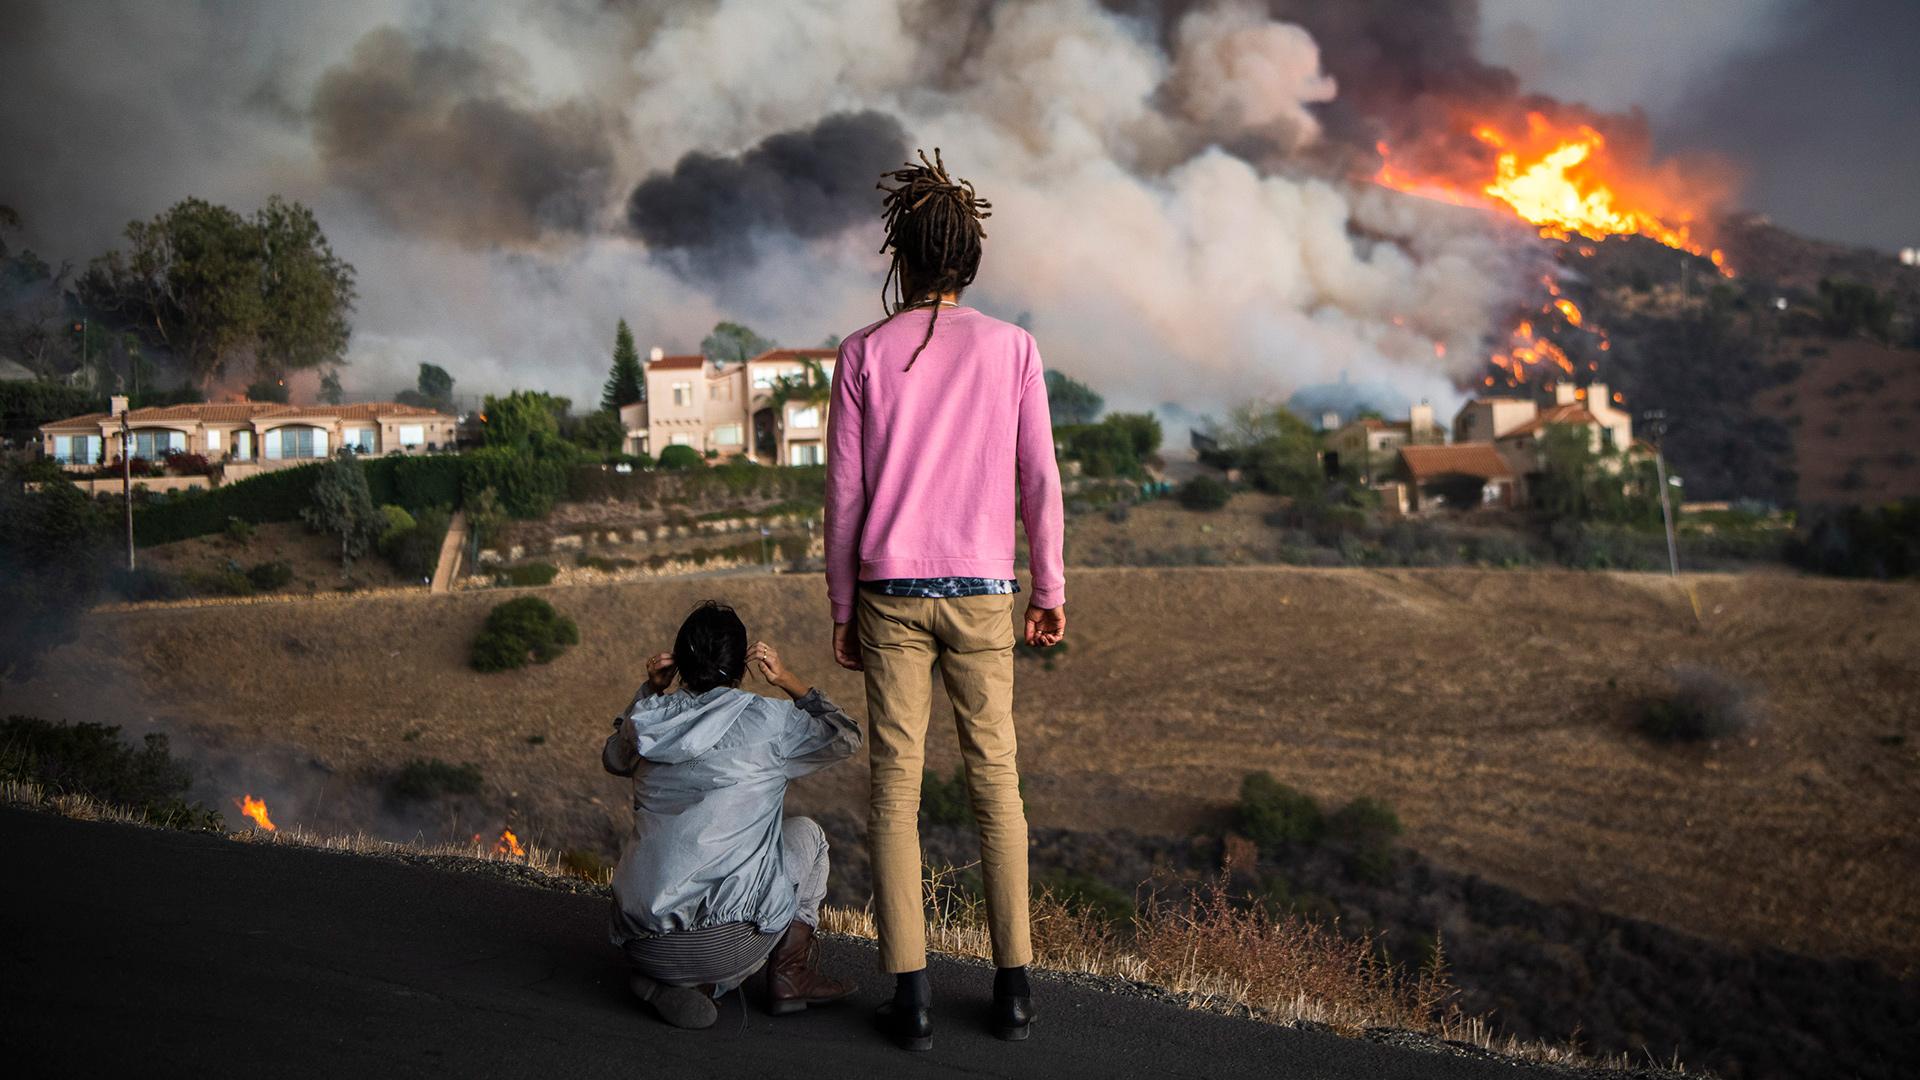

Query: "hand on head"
(645, 652), (677, 692)
(747, 641), (805, 697)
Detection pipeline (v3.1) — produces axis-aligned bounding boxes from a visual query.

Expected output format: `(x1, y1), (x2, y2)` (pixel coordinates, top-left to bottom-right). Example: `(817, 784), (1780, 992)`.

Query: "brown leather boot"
(764, 920), (854, 1015)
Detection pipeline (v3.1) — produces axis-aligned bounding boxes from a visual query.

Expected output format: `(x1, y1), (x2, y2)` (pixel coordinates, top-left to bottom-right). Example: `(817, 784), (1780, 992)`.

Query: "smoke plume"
(0, 0), (1848, 418)
(627, 110), (909, 265)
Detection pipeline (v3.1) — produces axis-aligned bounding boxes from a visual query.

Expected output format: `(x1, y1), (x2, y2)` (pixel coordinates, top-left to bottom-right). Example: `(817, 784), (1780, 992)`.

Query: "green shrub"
(185, 567), (255, 597)
(470, 595), (579, 672)
(461, 445), (569, 519)
(224, 516), (255, 545)
(245, 560), (294, 591)
(0, 715), (221, 829)
(389, 757), (484, 800)
(1236, 772), (1323, 850)
(920, 766), (975, 827)
(492, 561), (558, 588)
(385, 507), (450, 582)
(376, 504), (417, 550)
(108, 566), (188, 602)
(362, 454), (466, 513)
(657, 444), (704, 470)
(1325, 796), (1403, 882)
(1178, 475), (1232, 511)
(1639, 666), (1759, 742)
(576, 553), (636, 573)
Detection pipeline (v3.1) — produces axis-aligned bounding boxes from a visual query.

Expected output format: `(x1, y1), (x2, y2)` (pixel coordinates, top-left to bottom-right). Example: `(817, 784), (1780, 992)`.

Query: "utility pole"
(1644, 410), (1678, 577)
(119, 403), (135, 571)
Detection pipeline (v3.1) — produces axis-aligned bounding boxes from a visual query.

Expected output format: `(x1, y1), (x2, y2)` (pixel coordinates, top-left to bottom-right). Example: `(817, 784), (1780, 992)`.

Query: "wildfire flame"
(1375, 110), (1729, 272)
(492, 828), (525, 857)
(234, 794), (276, 831)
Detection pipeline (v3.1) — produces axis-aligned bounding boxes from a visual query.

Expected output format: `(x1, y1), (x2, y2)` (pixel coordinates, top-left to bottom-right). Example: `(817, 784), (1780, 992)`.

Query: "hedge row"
(132, 454), (469, 547)
(568, 462), (825, 507)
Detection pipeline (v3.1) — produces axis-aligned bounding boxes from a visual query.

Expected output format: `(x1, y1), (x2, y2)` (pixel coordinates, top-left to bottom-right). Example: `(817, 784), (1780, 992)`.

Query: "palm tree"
(763, 357), (831, 463)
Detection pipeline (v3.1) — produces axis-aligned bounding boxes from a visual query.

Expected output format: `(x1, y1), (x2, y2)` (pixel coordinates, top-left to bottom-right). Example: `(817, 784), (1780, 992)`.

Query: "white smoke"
(2, 0), (1538, 419)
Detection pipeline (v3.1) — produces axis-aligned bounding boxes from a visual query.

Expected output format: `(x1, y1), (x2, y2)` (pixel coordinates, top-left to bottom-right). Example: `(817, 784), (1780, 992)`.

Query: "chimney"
(1588, 382), (1611, 412)
(1554, 383), (1577, 406)
(1409, 401), (1434, 439)
(110, 394), (129, 417)
(648, 346), (664, 363)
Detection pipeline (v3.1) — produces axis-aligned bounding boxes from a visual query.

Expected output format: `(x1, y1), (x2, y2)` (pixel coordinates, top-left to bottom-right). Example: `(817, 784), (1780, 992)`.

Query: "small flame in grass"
(234, 795), (276, 831)
(493, 828), (525, 858)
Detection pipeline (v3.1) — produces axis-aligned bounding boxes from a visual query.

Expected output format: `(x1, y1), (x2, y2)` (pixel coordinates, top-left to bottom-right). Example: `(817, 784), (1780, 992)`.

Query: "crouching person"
(603, 601), (862, 1029)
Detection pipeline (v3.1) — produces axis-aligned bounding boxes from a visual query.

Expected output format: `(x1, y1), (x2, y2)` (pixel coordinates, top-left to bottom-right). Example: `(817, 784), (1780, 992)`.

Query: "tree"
(319, 368), (344, 405)
(1815, 278), (1895, 342)
(700, 321), (774, 365)
(766, 356), (832, 453)
(0, 468), (108, 681)
(572, 409), (626, 453)
(301, 456), (381, 569)
(601, 319), (644, 412)
(1200, 404), (1321, 497)
(76, 196), (355, 389)
(0, 208), (78, 379)
(253, 196), (356, 375)
(480, 390), (570, 454)
(1044, 370), (1104, 425)
(396, 363), (455, 411)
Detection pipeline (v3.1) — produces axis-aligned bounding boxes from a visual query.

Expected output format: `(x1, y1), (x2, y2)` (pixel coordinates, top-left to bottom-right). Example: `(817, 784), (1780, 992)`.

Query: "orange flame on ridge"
(493, 829), (525, 858)
(234, 795), (276, 831)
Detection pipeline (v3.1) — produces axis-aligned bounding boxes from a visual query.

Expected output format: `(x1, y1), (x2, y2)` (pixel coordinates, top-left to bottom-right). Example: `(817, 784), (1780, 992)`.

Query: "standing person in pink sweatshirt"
(824, 149), (1065, 1052)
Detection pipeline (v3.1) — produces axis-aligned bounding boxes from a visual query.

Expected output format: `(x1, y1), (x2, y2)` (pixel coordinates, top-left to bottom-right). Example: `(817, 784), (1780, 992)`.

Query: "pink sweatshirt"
(824, 305), (1064, 624)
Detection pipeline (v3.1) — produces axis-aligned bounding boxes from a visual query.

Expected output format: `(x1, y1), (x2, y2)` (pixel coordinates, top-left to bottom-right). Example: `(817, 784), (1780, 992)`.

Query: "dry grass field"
(9, 565), (1917, 969)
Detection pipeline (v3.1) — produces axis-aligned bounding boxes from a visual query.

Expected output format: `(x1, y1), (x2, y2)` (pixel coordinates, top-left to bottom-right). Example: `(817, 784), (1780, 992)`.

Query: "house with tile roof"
(1393, 442), (1518, 511)
(39, 394), (459, 482)
(617, 346), (836, 466)
(1322, 403), (1444, 482)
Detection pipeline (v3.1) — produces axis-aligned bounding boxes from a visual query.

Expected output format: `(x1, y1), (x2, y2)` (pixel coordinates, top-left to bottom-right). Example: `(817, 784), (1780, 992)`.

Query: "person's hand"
(645, 651), (676, 693)
(1024, 604), (1066, 648)
(832, 621), (863, 671)
(748, 641), (809, 699)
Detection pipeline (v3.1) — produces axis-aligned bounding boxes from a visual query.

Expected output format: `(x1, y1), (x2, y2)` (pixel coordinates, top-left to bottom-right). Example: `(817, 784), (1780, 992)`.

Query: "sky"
(0, 0), (1911, 414)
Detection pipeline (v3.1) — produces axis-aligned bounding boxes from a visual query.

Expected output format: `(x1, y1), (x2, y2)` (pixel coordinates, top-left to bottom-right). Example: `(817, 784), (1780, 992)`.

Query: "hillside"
(10, 565), (1916, 971)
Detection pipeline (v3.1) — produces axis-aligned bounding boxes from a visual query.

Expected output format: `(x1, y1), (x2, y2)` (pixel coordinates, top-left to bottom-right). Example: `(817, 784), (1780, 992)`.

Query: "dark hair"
(672, 601), (747, 693)
(876, 148), (992, 371)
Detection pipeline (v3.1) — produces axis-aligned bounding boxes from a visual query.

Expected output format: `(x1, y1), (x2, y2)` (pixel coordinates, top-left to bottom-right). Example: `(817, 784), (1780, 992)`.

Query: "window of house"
(711, 424), (743, 446)
(233, 430), (253, 460)
(53, 435), (102, 464)
(266, 426), (326, 460)
(672, 382), (692, 406)
(670, 433), (692, 446)
(788, 406), (820, 429)
(131, 430), (185, 460)
(207, 429), (223, 453)
(398, 424), (424, 447)
(752, 370), (775, 389)
(789, 442), (822, 466)
(1599, 426), (1616, 451)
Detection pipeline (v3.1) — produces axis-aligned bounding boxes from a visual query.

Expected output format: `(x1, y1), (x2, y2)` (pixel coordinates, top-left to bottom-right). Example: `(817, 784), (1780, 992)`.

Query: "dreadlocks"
(876, 148), (992, 371)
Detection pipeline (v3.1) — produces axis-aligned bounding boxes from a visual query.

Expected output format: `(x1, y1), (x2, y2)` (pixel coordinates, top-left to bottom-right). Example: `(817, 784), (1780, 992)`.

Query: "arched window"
(264, 425), (328, 460)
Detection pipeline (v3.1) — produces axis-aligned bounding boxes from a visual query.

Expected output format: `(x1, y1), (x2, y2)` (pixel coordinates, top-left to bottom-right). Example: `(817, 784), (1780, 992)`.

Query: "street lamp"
(1642, 410), (1678, 577)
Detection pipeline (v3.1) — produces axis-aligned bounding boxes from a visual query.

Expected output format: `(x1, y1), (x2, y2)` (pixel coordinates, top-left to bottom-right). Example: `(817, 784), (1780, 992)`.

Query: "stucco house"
(40, 394), (458, 481)
(1392, 443), (1518, 512)
(618, 347), (836, 466)
(1322, 403), (1442, 482)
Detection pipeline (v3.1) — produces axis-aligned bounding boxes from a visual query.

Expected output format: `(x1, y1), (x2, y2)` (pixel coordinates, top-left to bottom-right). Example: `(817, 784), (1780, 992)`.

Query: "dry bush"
(825, 864), (1454, 1037)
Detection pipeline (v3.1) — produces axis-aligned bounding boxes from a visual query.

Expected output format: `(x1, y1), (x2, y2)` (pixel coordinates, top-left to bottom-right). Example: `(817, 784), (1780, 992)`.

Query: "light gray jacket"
(601, 681), (860, 939)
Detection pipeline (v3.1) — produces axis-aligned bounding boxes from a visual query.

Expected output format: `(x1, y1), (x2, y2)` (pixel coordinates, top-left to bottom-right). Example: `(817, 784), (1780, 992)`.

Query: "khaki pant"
(857, 590), (1031, 973)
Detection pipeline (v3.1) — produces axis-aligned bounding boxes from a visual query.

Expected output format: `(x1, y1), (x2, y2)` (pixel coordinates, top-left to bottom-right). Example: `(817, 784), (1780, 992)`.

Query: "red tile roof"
(1498, 402), (1596, 438)
(1399, 443), (1515, 482)
(649, 354), (706, 370)
(1354, 418), (1411, 432)
(39, 399), (453, 431)
(746, 348), (836, 364)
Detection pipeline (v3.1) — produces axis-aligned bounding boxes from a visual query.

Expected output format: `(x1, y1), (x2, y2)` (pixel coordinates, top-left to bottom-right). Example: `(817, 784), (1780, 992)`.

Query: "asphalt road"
(1, 808), (1542, 1079)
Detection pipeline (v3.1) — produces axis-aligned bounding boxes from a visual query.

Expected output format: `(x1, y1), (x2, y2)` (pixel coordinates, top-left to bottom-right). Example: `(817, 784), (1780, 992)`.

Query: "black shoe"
(993, 991), (1034, 1041)
(874, 1000), (934, 1052)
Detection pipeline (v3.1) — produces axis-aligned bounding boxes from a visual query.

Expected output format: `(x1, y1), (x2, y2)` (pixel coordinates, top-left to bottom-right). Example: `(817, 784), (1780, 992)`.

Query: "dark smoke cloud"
(1658, 0), (1920, 251)
(310, 27), (616, 246)
(625, 110), (908, 258)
